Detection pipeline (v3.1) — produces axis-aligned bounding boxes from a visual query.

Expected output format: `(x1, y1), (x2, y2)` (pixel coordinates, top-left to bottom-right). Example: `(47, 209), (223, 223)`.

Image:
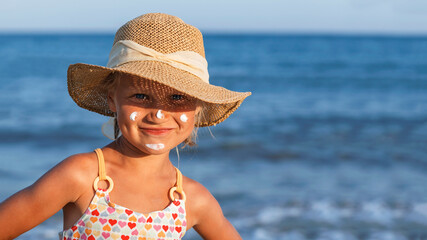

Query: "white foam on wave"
(254, 198), (416, 230)
(253, 228), (276, 240)
(258, 206), (301, 224)
(316, 230), (359, 240)
(366, 231), (408, 240)
(280, 231), (307, 240)
(308, 200), (343, 223)
(413, 202), (427, 216)
(408, 202), (427, 224)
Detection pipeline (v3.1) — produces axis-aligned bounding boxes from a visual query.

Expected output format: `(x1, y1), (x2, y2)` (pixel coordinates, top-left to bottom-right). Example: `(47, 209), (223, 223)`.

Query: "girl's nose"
(146, 109), (169, 123)
(156, 110), (165, 119)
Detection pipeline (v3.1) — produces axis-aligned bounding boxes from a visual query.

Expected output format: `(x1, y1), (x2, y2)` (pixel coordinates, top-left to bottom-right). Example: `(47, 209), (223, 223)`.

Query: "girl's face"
(107, 74), (200, 154)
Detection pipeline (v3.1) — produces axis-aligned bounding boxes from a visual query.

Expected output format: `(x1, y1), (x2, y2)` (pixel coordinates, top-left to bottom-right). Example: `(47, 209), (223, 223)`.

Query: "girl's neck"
(106, 137), (175, 176)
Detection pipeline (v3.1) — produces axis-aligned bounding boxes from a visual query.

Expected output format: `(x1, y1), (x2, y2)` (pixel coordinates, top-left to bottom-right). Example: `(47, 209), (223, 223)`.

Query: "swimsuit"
(59, 148), (187, 240)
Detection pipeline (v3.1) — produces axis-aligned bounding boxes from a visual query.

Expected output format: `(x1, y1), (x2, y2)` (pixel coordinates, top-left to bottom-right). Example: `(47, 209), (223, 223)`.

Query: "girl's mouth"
(140, 128), (173, 136)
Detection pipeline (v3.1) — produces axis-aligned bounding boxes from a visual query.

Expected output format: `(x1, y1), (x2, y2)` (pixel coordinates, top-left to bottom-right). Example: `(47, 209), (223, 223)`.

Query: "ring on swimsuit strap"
(93, 176), (114, 193)
(169, 186), (186, 202)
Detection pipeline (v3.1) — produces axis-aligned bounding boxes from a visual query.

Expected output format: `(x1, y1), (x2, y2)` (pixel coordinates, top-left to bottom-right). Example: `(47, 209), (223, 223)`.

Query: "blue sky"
(1, 0), (426, 34)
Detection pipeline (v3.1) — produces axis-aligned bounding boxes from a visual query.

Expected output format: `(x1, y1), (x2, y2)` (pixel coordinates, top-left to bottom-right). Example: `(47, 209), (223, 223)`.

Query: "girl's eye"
(134, 94), (149, 100)
(171, 94), (185, 101)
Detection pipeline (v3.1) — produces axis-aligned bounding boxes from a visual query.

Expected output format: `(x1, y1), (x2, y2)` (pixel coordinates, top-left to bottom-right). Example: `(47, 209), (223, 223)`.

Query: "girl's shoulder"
(62, 151), (98, 174)
(182, 174), (220, 203)
(181, 175), (226, 225)
(54, 151), (99, 191)
(181, 176), (211, 198)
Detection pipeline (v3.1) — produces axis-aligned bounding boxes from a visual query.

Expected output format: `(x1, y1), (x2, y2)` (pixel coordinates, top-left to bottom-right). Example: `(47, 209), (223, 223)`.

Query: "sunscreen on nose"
(156, 110), (165, 119)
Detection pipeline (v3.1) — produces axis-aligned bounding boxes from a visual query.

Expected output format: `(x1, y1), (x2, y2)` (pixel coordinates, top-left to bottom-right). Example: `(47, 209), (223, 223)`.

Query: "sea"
(1, 33), (427, 240)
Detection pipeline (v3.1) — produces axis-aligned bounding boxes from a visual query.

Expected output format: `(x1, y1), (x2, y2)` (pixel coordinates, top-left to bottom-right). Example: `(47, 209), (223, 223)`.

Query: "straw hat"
(67, 13), (251, 127)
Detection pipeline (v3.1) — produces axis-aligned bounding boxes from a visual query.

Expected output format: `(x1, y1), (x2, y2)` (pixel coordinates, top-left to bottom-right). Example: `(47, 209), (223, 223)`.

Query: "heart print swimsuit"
(59, 148), (187, 240)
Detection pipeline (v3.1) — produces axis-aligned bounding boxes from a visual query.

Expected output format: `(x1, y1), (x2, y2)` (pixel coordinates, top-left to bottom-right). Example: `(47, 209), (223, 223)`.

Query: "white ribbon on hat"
(107, 40), (209, 83)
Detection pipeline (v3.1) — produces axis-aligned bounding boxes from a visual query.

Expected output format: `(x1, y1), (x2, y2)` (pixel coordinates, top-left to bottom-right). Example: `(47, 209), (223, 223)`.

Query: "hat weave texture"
(67, 13), (251, 127)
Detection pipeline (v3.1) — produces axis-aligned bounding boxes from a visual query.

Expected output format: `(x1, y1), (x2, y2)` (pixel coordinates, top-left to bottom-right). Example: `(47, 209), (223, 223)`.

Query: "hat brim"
(68, 61), (251, 127)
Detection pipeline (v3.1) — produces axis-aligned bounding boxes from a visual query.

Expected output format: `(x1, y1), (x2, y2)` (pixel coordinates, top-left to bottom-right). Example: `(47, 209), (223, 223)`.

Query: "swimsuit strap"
(175, 167), (183, 193)
(93, 148), (114, 192)
(94, 148), (106, 180)
(170, 167), (186, 202)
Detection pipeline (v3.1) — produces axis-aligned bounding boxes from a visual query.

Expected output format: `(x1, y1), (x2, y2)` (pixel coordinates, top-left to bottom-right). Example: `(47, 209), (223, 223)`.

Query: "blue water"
(1, 33), (427, 240)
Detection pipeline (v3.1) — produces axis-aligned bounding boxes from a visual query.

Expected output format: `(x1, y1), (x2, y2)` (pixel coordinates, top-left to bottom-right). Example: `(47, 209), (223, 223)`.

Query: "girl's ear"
(107, 90), (117, 113)
(195, 105), (202, 115)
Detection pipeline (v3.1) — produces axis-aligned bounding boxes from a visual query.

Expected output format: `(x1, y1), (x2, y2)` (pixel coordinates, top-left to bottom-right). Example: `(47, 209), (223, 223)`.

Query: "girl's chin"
(144, 143), (167, 151)
(123, 136), (184, 154)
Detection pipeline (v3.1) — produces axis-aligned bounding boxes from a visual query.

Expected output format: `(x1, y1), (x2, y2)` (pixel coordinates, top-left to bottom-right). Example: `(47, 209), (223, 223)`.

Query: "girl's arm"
(0, 154), (92, 239)
(192, 184), (242, 240)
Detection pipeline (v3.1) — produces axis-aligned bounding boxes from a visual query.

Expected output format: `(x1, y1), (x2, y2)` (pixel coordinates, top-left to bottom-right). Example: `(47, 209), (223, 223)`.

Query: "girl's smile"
(140, 127), (174, 136)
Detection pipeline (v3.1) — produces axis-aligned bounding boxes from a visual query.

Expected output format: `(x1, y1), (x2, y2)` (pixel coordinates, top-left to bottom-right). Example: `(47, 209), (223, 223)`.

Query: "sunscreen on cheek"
(130, 112), (138, 121)
(180, 114), (188, 123)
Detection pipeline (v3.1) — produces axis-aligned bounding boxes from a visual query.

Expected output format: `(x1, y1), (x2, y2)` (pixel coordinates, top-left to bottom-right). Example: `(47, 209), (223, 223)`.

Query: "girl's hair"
(101, 72), (203, 147)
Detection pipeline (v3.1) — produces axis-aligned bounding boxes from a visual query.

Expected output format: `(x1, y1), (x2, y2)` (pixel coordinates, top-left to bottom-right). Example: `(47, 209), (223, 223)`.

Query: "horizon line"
(1, 30), (427, 38)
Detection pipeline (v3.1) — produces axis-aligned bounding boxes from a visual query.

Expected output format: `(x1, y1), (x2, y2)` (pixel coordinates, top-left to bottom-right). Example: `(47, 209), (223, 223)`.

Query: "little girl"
(0, 13), (250, 239)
